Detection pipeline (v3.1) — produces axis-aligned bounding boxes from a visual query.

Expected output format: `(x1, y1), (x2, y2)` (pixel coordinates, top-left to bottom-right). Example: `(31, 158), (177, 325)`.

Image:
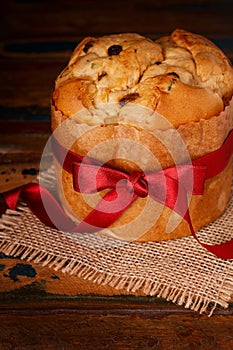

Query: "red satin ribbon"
(3, 130), (233, 259)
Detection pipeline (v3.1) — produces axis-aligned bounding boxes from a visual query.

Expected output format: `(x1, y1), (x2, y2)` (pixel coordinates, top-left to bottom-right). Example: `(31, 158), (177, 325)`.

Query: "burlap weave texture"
(0, 168), (232, 315)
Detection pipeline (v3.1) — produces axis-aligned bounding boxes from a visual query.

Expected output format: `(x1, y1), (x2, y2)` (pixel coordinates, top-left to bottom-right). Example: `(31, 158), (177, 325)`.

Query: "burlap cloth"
(0, 166), (232, 316)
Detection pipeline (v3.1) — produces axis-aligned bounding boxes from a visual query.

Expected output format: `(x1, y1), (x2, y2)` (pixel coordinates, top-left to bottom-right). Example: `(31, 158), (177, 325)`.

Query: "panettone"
(51, 29), (233, 242)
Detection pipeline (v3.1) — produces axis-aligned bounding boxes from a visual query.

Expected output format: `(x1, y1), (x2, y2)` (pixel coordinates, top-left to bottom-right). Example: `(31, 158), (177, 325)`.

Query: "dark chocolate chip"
(98, 71), (107, 81)
(155, 61), (162, 65)
(83, 41), (94, 53)
(167, 72), (180, 79)
(108, 45), (122, 56)
(119, 93), (140, 106)
(167, 79), (176, 92)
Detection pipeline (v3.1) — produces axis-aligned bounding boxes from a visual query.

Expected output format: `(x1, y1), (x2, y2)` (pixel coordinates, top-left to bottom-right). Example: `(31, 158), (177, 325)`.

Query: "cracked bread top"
(52, 29), (233, 130)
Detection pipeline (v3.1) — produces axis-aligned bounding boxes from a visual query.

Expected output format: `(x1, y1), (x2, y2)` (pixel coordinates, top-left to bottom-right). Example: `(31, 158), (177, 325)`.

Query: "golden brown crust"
(52, 30), (233, 129)
(51, 29), (233, 242)
(169, 29), (233, 104)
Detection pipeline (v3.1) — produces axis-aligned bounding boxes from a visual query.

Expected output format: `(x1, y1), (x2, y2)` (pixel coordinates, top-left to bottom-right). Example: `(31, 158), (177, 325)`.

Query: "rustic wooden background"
(0, 1), (233, 349)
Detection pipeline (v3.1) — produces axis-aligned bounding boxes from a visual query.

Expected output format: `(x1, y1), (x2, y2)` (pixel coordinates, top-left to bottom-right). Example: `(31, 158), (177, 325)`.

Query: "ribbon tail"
(151, 173), (233, 260)
(195, 234), (233, 260)
(184, 211), (233, 260)
(3, 183), (76, 232)
(3, 182), (138, 234)
(73, 188), (138, 233)
(3, 187), (22, 210)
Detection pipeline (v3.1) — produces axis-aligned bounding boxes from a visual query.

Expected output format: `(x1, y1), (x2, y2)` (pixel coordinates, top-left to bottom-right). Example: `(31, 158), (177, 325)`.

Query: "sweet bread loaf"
(51, 29), (233, 242)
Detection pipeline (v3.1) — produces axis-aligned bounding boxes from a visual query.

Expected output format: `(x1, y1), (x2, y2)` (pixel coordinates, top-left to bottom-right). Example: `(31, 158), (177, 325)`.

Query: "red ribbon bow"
(3, 130), (233, 259)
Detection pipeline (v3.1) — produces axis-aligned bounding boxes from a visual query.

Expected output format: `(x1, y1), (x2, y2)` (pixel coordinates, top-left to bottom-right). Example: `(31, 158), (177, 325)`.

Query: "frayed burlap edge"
(0, 170), (233, 316)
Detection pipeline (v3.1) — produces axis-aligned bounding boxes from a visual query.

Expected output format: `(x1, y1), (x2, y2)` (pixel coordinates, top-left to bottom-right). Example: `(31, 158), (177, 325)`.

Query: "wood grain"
(0, 1), (233, 345)
(2, 0), (233, 40)
(0, 121), (50, 192)
(0, 298), (233, 349)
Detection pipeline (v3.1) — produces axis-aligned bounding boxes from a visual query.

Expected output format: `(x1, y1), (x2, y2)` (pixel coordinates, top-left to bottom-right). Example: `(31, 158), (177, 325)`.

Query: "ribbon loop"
(128, 171), (148, 198)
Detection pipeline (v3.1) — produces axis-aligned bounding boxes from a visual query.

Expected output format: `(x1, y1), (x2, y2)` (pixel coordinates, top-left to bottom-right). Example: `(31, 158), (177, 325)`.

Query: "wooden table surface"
(1, 1), (233, 349)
